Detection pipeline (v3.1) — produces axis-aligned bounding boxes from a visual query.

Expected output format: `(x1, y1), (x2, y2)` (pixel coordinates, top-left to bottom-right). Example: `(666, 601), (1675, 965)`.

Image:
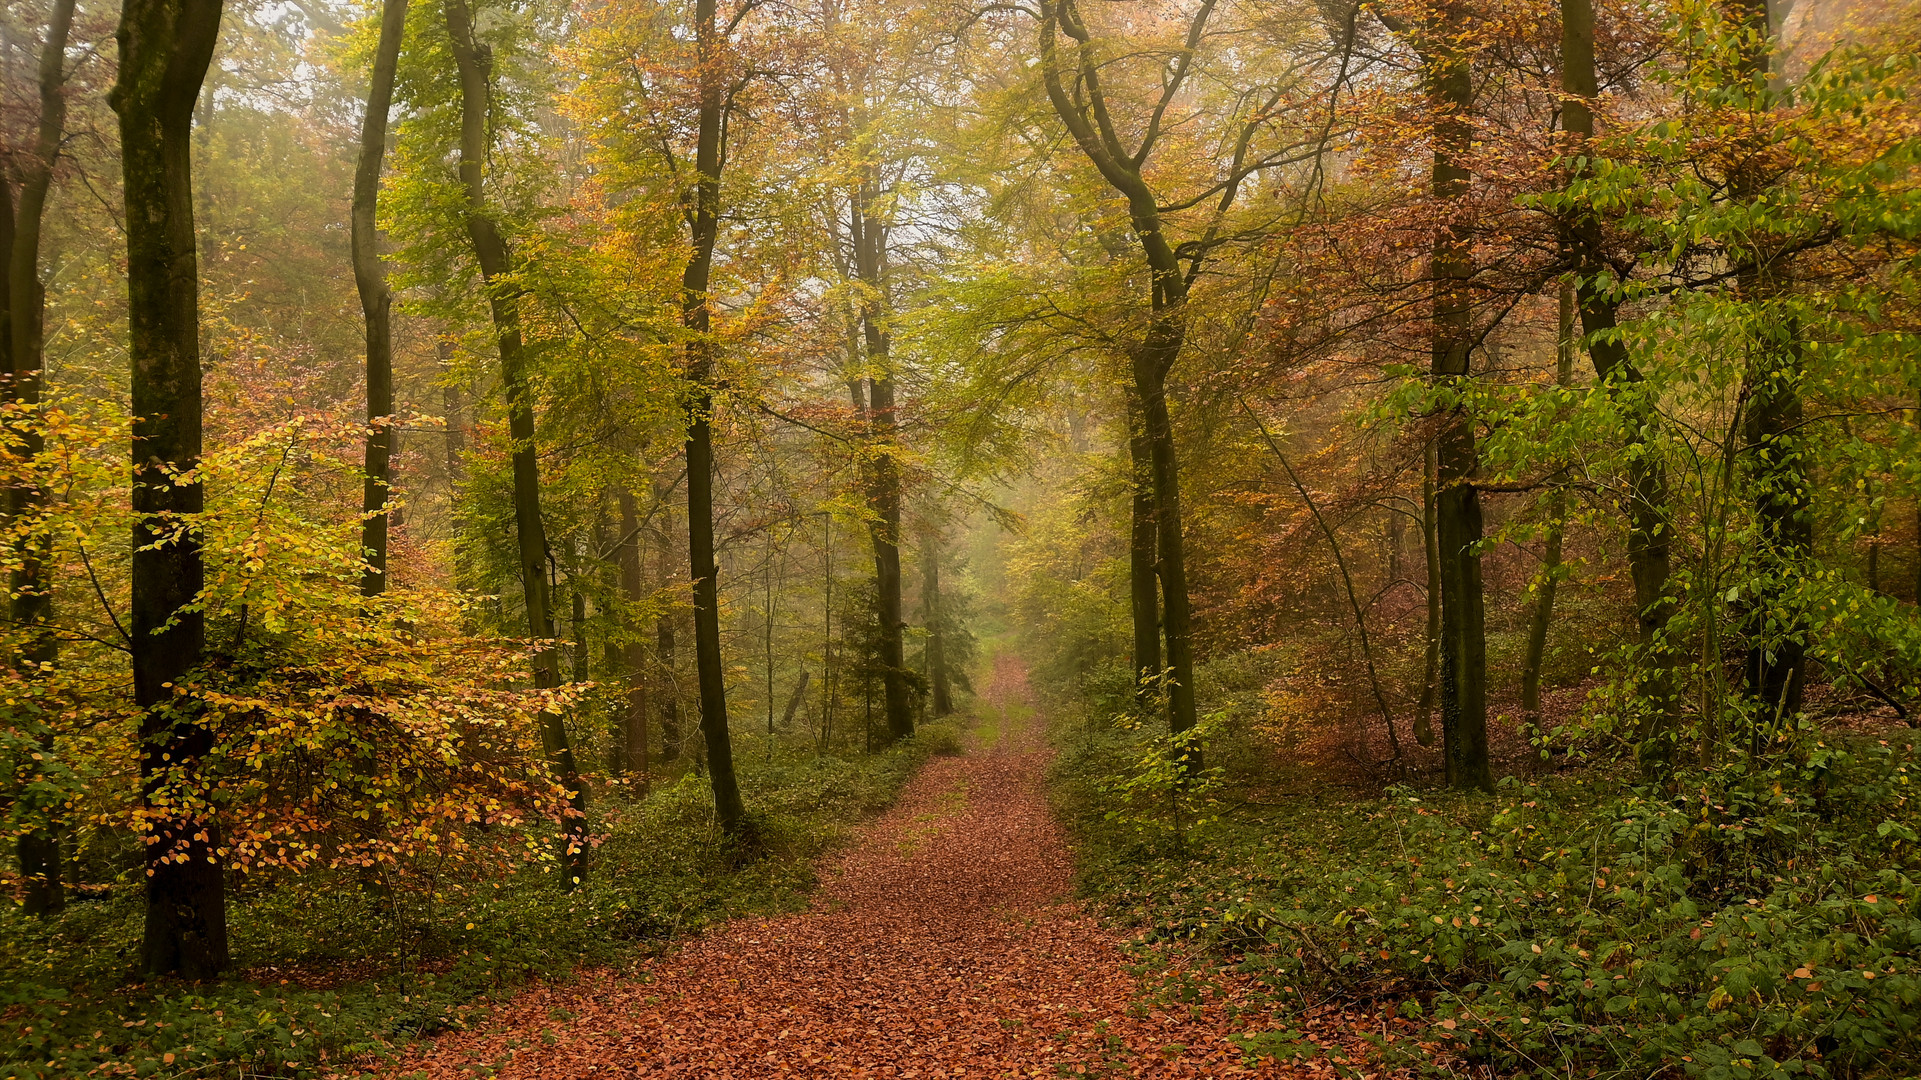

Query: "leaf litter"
(392, 657), (1385, 1079)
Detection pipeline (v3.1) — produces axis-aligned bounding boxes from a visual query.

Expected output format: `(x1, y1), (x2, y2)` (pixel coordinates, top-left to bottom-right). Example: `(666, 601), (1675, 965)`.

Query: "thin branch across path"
(396, 656), (1333, 1078)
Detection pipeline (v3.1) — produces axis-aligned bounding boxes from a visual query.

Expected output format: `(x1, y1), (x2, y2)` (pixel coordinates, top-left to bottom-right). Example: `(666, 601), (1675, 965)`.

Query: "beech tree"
(354, 0), (408, 597)
(4, 0), (75, 918)
(1372, 0), (1492, 791)
(678, 0), (747, 833)
(443, 0), (588, 880)
(113, 0), (228, 977)
(1023, 0), (1334, 745)
(1557, 0), (1677, 756)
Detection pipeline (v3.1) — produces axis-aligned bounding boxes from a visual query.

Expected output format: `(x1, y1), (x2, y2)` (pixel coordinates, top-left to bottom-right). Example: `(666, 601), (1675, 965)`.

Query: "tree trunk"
(820, 513), (835, 751)
(1416, 439), (1439, 748)
(1035, 0), (1205, 745)
(1741, 322), (1810, 722)
(921, 526), (952, 718)
(1137, 332), (1199, 742)
(682, 0), (744, 833)
(782, 669), (812, 728)
(445, 0), (587, 884)
(850, 176), (913, 745)
(616, 488), (649, 775)
(1561, 0), (1677, 753)
(114, 0), (228, 976)
(7, 0), (76, 920)
(1728, 0), (1808, 728)
(764, 529), (779, 749)
(1126, 388), (1161, 702)
(355, 0), (407, 597)
(571, 575), (589, 685)
(1428, 13), (1493, 792)
(652, 489), (683, 763)
(1521, 279), (1576, 733)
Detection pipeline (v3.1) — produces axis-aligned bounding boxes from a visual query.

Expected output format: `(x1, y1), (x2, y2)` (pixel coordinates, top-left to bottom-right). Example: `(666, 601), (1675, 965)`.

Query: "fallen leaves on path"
(393, 657), (1381, 1079)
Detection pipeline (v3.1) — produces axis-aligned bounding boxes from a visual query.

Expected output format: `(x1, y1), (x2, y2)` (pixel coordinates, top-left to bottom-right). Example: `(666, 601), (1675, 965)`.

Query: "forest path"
(397, 652), (1307, 1079)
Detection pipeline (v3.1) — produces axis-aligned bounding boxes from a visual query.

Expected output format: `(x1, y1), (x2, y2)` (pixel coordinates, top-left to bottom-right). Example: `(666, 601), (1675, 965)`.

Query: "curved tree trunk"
(445, 0), (588, 885)
(1036, 0), (1206, 745)
(355, 0), (408, 597)
(114, 0), (228, 976)
(8, 0), (77, 919)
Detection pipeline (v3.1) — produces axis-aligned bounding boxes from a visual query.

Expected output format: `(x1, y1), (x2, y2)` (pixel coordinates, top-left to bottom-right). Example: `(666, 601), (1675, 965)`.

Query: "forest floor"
(390, 654), (1366, 1079)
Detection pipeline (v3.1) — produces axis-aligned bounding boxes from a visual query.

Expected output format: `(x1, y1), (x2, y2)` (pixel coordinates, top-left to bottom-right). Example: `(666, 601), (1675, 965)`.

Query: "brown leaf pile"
(394, 663), (1375, 1079)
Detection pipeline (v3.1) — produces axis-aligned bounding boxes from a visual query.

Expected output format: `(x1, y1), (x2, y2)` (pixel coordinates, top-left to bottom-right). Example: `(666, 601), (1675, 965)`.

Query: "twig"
(1239, 396), (1401, 762)
(76, 538), (131, 645)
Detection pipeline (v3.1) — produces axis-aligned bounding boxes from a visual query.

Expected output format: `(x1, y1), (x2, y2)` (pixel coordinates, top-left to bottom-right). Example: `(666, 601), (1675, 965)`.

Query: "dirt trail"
(398, 653), (1306, 1078)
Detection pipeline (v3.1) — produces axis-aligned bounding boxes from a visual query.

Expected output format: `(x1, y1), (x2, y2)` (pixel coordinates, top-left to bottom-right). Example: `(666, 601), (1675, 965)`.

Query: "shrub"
(1059, 728), (1921, 1079)
(0, 738), (936, 1079)
(914, 720), (965, 757)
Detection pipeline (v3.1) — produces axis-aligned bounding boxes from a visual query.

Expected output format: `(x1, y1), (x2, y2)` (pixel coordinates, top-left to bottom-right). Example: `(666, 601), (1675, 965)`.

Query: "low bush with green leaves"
(1056, 724), (1921, 1079)
(0, 738), (937, 1080)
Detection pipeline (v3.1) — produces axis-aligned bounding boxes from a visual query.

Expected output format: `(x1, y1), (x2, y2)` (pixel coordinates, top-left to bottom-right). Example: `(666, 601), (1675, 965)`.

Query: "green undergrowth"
(0, 729), (953, 1080)
(1054, 708), (1921, 1080)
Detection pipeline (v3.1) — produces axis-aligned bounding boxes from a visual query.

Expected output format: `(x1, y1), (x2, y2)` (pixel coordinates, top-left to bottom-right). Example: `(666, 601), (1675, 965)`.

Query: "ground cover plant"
(1051, 674), (1921, 1079)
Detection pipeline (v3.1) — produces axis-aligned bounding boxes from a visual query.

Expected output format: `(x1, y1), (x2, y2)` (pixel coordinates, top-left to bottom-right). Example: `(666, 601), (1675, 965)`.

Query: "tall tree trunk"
(1741, 323), (1809, 722)
(1126, 388), (1160, 702)
(921, 525), (952, 718)
(850, 178), (912, 745)
(114, 0), (228, 976)
(355, 0), (407, 597)
(764, 528), (778, 749)
(444, 0), (587, 884)
(1036, 0), (1205, 745)
(819, 513), (835, 751)
(1428, 10), (1493, 792)
(1561, 0), (1677, 754)
(596, 511), (625, 772)
(1521, 280), (1577, 733)
(1416, 440), (1439, 747)
(441, 341), (479, 598)
(8, 0), (77, 920)
(653, 485), (683, 763)
(1137, 329), (1199, 742)
(682, 0), (744, 832)
(1727, 0), (1808, 727)
(616, 488), (649, 775)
